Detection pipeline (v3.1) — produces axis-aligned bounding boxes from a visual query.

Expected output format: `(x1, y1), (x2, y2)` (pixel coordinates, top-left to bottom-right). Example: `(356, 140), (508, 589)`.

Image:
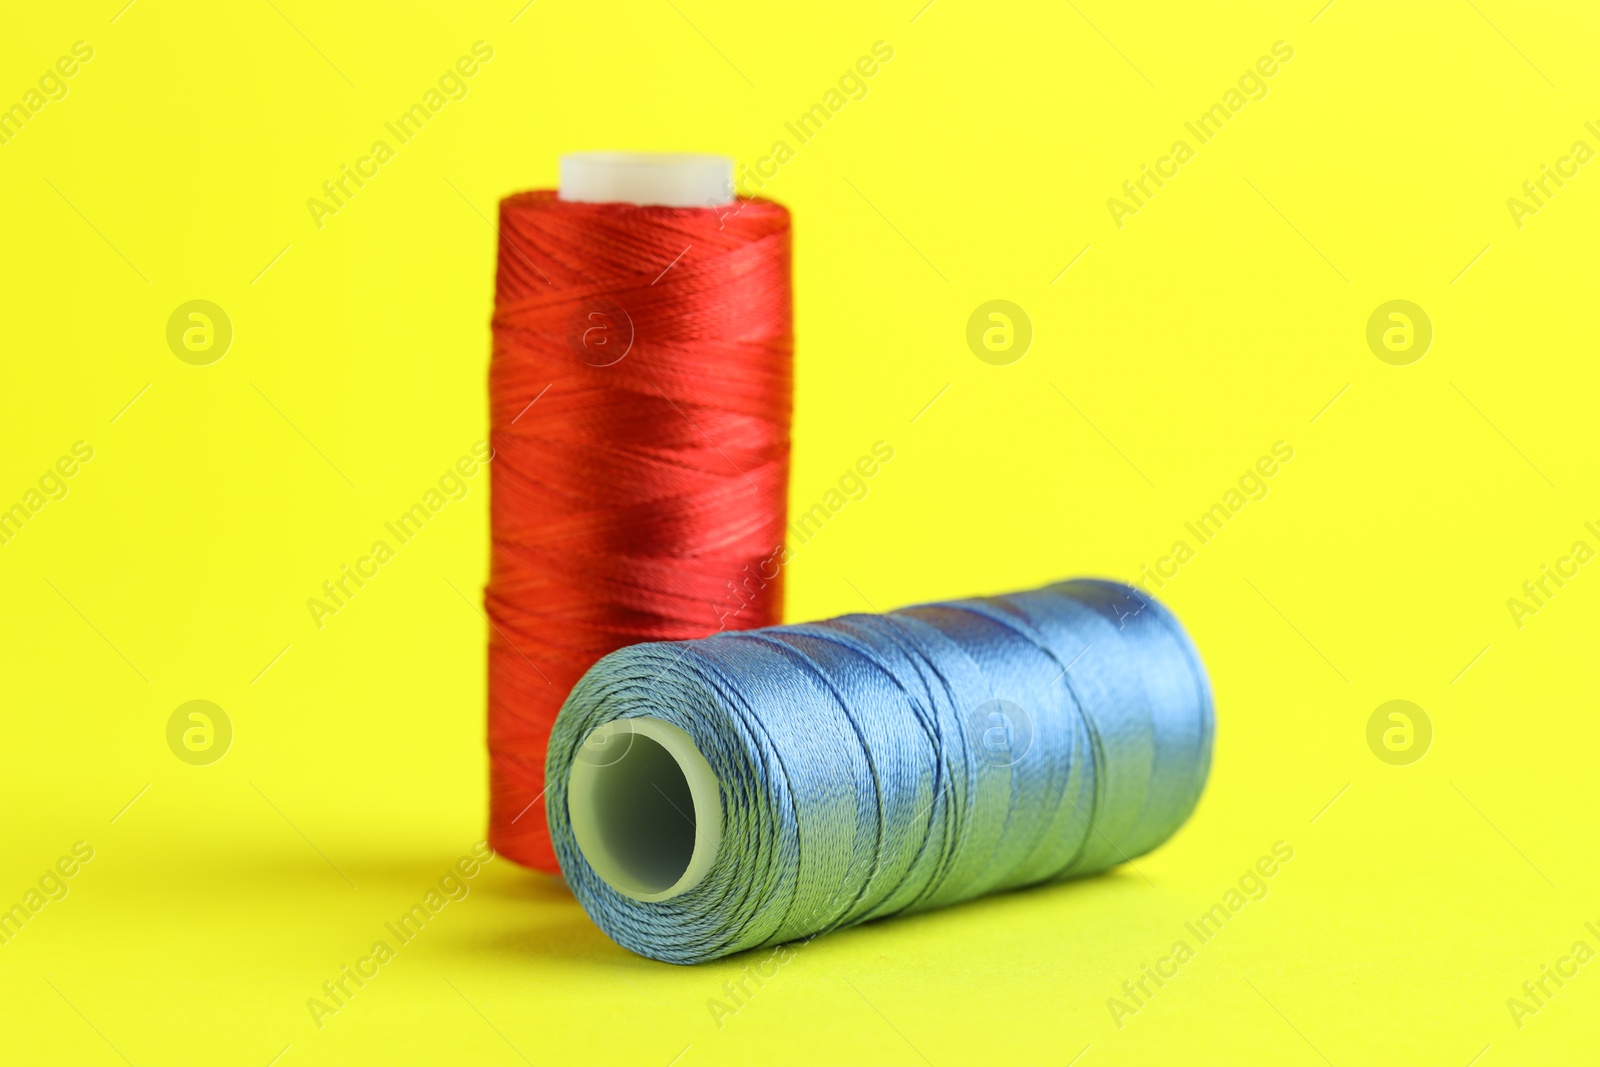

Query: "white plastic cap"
(559, 152), (734, 208)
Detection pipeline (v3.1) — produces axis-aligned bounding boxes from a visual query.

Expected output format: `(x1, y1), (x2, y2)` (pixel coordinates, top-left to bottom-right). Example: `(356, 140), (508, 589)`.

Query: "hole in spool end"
(566, 718), (722, 902)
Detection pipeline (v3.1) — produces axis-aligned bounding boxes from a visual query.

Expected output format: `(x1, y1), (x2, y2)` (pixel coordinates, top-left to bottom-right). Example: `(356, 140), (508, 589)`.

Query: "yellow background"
(3, 0), (1597, 1063)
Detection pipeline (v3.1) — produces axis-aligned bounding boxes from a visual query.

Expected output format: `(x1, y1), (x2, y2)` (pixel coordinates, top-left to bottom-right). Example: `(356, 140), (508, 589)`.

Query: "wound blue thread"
(547, 578), (1214, 964)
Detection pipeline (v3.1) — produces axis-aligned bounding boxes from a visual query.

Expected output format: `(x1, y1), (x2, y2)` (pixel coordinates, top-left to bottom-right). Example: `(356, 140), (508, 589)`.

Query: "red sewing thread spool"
(487, 154), (793, 872)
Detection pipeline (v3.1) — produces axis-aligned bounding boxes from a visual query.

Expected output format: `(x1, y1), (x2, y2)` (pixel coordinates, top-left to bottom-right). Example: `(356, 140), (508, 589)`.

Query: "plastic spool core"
(558, 152), (735, 208)
(566, 718), (723, 902)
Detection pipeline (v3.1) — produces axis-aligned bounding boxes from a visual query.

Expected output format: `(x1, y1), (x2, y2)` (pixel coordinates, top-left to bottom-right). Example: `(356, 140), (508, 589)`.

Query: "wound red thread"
(487, 191), (792, 872)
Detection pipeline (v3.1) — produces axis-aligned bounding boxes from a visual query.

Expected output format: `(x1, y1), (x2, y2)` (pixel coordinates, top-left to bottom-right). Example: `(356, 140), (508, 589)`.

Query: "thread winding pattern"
(548, 579), (1214, 963)
(488, 191), (793, 871)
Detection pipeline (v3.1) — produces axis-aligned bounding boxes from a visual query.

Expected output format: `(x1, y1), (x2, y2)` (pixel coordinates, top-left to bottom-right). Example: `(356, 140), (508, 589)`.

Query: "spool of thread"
(547, 578), (1214, 963)
(487, 154), (793, 872)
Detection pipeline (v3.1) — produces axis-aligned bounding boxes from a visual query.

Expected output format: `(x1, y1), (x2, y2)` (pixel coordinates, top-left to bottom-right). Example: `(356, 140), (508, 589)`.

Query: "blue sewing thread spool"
(547, 579), (1214, 963)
